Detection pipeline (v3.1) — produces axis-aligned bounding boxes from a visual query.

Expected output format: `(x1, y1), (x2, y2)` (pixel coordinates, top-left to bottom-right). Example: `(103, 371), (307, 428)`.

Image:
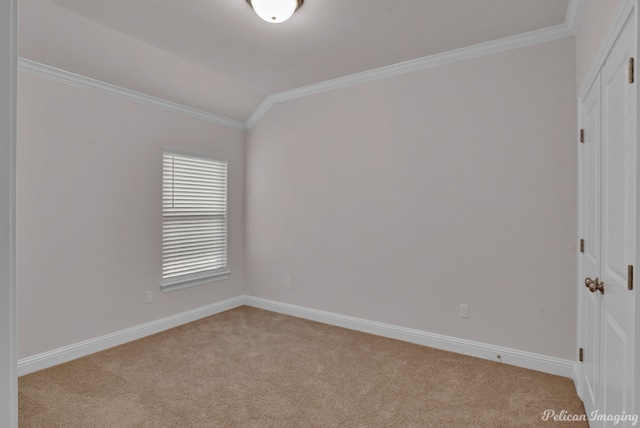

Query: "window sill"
(160, 270), (230, 293)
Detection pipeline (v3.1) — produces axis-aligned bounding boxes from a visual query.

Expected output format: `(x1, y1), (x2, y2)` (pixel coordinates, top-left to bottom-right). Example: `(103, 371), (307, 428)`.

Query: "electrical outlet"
(285, 278), (292, 289)
(145, 291), (153, 304)
(459, 304), (469, 319)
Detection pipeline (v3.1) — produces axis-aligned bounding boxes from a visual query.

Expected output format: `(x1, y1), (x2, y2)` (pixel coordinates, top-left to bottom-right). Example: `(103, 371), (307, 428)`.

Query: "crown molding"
(246, 4), (582, 128)
(18, 1), (583, 132)
(566, 0), (586, 35)
(17, 58), (248, 131)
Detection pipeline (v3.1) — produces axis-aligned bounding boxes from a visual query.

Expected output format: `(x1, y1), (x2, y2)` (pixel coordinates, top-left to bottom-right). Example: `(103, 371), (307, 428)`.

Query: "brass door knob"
(585, 277), (605, 295)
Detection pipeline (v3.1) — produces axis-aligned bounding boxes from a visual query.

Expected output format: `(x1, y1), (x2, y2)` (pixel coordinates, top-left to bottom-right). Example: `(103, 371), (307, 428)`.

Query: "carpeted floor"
(19, 306), (587, 427)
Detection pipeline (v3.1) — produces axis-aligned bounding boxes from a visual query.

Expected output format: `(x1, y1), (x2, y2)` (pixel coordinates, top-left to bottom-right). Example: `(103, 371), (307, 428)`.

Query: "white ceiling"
(19, 0), (572, 123)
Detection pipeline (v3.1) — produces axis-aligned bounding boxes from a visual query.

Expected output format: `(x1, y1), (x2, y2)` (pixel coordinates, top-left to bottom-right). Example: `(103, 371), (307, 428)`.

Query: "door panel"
(600, 15), (636, 426)
(602, 313), (628, 420)
(602, 37), (635, 287)
(583, 77), (601, 271)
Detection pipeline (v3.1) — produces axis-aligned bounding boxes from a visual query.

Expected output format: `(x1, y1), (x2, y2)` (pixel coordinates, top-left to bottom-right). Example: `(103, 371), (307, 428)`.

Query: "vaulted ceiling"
(19, 0), (573, 125)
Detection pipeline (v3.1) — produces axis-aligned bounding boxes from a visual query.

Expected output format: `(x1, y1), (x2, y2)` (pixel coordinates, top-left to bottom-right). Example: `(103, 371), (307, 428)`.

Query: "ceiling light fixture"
(246, 0), (304, 24)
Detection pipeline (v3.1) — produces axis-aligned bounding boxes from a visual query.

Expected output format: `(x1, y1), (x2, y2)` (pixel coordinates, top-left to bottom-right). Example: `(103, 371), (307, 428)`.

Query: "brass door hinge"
(580, 239), (585, 253)
(580, 129), (585, 143)
(629, 265), (634, 291)
(630, 57), (635, 83)
(579, 348), (584, 362)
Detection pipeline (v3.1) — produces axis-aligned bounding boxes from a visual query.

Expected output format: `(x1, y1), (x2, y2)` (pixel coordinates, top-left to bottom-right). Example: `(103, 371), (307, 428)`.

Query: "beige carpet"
(19, 306), (587, 427)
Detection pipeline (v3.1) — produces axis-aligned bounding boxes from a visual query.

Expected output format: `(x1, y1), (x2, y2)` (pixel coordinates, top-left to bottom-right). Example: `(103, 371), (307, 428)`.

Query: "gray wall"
(246, 37), (578, 359)
(17, 72), (245, 358)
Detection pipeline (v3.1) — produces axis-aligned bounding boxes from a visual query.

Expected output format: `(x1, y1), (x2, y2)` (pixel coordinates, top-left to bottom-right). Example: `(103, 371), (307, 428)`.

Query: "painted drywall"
(246, 37), (577, 359)
(17, 72), (245, 358)
(0, 0), (18, 425)
(575, 0), (626, 91)
(19, 0), (266, 122)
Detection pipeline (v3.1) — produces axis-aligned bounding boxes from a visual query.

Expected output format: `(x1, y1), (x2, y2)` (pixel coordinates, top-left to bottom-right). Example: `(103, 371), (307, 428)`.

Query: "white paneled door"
(578, 12), (637, 428)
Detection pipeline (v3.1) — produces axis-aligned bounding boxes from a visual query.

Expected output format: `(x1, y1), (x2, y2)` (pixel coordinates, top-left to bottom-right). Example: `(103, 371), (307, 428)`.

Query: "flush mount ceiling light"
(246, 0), (304, 24)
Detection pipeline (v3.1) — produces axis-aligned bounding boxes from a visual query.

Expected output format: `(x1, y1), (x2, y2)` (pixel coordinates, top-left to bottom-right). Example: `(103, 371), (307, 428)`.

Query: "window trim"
(161, 270), (230, 293)
(161, 148), (230, 293)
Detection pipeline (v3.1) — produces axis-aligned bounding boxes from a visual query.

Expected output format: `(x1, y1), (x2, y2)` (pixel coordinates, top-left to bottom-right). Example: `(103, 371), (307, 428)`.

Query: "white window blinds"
(162, 151), (228, 290)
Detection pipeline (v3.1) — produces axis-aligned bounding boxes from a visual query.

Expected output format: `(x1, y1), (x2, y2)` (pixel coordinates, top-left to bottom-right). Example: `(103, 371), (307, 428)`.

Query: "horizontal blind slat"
(163, 256), (226, 270)
(163, 250), (226, 262)
(162, 241), (227, 251)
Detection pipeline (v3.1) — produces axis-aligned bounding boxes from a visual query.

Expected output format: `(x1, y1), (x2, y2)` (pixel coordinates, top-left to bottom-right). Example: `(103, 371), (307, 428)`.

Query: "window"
(162, 150), (229, 292)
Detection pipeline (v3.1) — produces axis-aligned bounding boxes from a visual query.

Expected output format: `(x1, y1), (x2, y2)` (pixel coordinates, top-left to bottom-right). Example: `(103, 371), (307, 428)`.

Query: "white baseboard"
(245, 296), (577, 379)
(17, 296), (245, 376)
(18, 295), (576, 379)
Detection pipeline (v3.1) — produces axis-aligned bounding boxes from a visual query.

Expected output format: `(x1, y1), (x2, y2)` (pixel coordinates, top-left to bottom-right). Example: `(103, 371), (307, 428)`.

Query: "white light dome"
(250, 0), (299, 23)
